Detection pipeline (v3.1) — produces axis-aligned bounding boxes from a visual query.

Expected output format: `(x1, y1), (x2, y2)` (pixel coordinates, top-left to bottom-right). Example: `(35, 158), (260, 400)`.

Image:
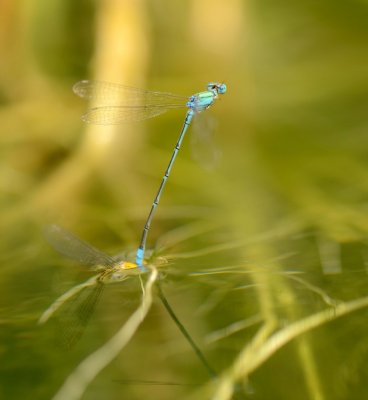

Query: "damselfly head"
(105, 261), (141, 282)
(207, 82), (227, 95)
(123, 261), (139, 270)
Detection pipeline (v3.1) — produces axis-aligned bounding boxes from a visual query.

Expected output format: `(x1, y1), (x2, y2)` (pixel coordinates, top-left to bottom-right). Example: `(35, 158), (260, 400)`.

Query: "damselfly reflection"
(39, 224), (142, 347)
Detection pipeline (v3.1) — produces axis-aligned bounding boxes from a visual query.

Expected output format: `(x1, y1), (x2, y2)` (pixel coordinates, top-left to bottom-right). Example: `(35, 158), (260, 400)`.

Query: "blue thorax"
(186, 82), (226, 113)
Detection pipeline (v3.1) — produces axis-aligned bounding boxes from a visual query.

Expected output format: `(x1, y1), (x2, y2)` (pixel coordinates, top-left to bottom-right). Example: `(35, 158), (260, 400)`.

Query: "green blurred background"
(1, 1), (368, 399)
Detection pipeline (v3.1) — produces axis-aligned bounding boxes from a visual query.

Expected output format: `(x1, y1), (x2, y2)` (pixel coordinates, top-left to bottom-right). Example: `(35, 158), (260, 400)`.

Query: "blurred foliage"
(29, 0), (94, 78)
(1, 1), (368, 399)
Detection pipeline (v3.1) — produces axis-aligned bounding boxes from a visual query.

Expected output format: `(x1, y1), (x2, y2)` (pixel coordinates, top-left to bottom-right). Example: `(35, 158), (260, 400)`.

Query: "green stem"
(157, 282), (217, 379)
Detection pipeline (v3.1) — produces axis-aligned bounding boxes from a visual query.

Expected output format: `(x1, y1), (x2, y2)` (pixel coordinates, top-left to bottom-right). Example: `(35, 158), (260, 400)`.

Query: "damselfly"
(73, 80), (227, 269)
(39, 224), (141, 347)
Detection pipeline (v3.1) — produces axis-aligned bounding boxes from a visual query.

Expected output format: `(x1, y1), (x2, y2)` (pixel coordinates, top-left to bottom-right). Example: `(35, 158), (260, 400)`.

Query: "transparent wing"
(73, 80), (187, 124)
(191, 113), (221, 170)
(73, 80), (188, 107)
(44, 224), (115, 269)
(56, 281), (104, 348)
(82, 105), (182, 125)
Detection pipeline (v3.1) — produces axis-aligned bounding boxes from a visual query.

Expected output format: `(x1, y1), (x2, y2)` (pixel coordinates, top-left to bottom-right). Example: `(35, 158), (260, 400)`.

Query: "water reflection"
(39, 224), (141, 347)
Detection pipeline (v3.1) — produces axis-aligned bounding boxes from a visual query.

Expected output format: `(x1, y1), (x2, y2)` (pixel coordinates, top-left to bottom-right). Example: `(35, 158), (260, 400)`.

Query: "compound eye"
(217, 83), (227, 94)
